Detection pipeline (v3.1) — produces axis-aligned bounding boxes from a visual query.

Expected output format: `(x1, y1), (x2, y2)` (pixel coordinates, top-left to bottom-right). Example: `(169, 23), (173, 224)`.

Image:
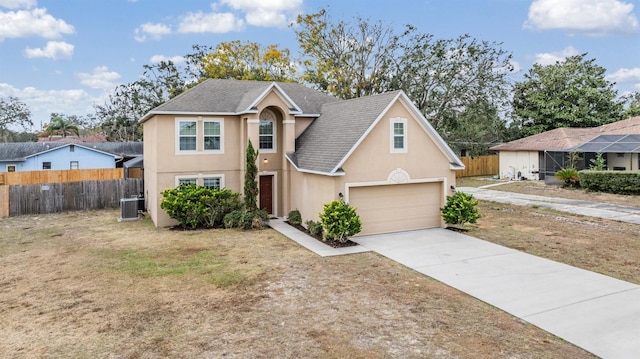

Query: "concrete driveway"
(353, 228), (640, 359)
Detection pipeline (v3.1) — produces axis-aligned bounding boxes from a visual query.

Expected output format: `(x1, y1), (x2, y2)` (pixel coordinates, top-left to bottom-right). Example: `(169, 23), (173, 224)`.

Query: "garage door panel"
(349, 182), (443, 236)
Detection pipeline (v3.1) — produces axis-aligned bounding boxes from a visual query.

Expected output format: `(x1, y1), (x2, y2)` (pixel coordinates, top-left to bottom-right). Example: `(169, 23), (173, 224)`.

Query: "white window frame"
(203, 118), (224, 153)
(390, 118), (408, 153)
(7, 165), (16, 172)
(176, 119), (198, 153)
(259, 119), (276, 153)
(70, 161), (79, 170)
(42, 161), (52, 170)
(175, 174), (225, 188)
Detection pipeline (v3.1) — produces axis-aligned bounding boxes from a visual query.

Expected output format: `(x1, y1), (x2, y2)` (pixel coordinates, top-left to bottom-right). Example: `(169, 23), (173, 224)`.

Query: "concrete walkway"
(459, 186), (640, 225)
(352, 229), (640, 359)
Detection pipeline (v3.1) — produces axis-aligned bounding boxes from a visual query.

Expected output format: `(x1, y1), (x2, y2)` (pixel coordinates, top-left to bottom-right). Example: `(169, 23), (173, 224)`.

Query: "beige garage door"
(349, 182), (443, 236)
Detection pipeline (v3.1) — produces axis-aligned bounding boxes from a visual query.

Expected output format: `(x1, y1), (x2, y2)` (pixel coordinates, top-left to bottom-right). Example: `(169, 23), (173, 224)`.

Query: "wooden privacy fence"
(456, 155), (499, 178)
(5, 178), (143, 217)
(0, 168), (124, 186)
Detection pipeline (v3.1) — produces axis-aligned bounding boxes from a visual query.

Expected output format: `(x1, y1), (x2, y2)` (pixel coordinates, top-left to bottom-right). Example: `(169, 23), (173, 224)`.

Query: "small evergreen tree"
(244, 140), (259, 211)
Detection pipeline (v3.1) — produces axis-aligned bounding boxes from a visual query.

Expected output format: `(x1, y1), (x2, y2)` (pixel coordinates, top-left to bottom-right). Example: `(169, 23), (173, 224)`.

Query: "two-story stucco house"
(141, 79), (464, 235)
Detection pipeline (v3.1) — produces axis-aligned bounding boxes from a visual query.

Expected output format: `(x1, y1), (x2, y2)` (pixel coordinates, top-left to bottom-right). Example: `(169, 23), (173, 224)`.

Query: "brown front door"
(259, 175), (273, 214)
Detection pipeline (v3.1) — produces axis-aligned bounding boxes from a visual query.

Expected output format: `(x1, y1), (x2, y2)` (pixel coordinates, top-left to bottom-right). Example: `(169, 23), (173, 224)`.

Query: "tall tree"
(386, 29), (514, 155)
(388, 30), (514, 134)
(0, 96), (32, 141)
(513, 53), (624, 136)
(292, 8), (399, 99)
(622, 91), (640, 118)
(201, 41), (296, 82)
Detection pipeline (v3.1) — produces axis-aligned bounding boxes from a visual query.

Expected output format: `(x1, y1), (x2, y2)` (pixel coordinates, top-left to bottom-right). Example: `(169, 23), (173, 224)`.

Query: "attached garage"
(348, 182), (444, 236)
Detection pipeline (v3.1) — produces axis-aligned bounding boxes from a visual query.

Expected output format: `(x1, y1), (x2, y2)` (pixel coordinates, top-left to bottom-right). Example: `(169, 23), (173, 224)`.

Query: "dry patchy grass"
(0, 209), (594, 358)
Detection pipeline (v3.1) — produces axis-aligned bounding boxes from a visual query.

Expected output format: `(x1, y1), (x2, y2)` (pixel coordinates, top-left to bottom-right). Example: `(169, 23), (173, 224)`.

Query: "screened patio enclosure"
(542, 134), (640, 184)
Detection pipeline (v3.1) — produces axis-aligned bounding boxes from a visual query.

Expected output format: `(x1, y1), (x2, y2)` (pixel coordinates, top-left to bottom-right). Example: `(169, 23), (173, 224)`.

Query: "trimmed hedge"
(579, 170), (640, 195)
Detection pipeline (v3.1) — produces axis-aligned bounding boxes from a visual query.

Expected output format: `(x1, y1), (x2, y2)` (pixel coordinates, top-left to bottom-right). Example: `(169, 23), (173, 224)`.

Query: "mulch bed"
(286, 221), (358, 248)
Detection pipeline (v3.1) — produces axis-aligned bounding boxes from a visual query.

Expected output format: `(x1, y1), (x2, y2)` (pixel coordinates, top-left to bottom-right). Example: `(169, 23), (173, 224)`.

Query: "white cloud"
(76, 66), (121, 90)
(24, 41), (74, 60)
(177, 11), (244, 33)
(149, 55), (185, 65)
(221, 0), (302, 27)
(534, 46), (581, 66)
(524, 0), (639, 36)
(0, 82), (96, 125)
(0, 0), (36, 9)
(606, 67), (640, 83)
(0, 7), (75, 41)
(134, 22), (171, 42)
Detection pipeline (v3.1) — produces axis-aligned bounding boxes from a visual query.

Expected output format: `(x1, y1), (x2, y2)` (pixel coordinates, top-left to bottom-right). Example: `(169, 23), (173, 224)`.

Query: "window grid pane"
(203, 177), (221, 189)
(394, 136), (404, 149)
(204, 136), (220, 150)
(180, 137), (196, 151)
(179, 121), (196, 135)
(394, 122), (404, 135)
(204, 122), (220, 135)
(259, 135), (273, 150)
(178, 178), (197, 186)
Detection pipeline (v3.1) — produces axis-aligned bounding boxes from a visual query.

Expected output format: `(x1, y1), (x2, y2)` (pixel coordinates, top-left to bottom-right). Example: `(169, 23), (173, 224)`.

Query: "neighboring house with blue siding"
(0, 142), (143, 172)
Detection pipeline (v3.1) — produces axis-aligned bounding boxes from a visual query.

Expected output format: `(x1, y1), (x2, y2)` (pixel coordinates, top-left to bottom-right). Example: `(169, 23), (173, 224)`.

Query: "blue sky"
(1, 0), (639, 130)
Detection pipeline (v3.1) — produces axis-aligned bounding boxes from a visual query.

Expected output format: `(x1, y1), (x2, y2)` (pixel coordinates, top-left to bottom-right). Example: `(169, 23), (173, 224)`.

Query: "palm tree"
(46, 116), (80, 138)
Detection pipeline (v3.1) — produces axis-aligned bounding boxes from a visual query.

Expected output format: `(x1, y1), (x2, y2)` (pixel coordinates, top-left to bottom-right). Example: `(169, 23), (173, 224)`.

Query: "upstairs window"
(390, 118), (407, 153)
(203, 120), (222, 151)
(42, 162), (52, 170)
(178, 120), (197, 151)
(70, 161), (79, 170)
(259, 109), (276, 152)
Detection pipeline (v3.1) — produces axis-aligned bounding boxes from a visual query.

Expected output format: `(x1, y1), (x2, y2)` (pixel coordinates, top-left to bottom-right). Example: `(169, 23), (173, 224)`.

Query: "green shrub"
(160, 184), (242, 229)
(440, 191), (480, 227)
(579, 170), (640, 195)
(223, 210), (244, 229)
(287, 209), (302, 226)
(555, 168), (580, 188)
(223, 209), (268, 230)
(305, 220), (323, 237)
(319, 199), (362, 243)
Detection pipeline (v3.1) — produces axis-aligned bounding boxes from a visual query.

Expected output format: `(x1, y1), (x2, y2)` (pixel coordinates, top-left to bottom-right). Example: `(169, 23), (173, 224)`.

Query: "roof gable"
(288, 91), (464, 175)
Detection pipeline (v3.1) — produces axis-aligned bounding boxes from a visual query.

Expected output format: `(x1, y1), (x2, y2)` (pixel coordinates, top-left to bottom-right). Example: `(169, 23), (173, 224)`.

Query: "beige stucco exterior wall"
(291, 99), (458, 229)
(289, 170), (342, 224)
(498, 151), (540, 180)
(606, 153), (639, 171)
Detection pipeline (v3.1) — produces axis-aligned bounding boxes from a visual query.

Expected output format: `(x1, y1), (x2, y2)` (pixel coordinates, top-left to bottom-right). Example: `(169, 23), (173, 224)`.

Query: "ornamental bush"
(160, 184), (241, 229)
(555, 168), (580, 188)
(440, 191), (480, 227)
(287, 209), (302, 226)
(319, 199), (362, 243)
(305, 220), (323, 237)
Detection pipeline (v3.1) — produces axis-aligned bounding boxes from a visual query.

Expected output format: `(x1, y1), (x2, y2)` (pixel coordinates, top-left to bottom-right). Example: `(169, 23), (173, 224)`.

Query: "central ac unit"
(119, 198), (139, 221)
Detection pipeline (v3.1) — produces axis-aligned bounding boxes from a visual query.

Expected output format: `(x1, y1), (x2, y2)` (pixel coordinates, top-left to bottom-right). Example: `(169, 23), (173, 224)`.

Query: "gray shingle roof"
(145, 79), (339, 118)
(290, 91), (402, 174)
(0, 142), (143, 161)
